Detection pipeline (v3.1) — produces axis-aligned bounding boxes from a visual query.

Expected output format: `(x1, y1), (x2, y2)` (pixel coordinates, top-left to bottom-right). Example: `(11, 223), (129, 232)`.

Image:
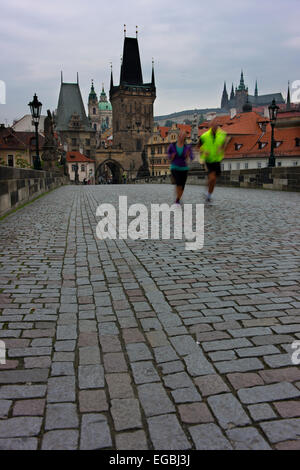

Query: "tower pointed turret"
(254, 79), (258, 98)
(221, 81), (229, 109)
(110, 63), (113, 93)
(120, 36), (143, 85)
(88, 80), (97, 102)
(151, 58), (155, 87)
(286, 81), (291, 111)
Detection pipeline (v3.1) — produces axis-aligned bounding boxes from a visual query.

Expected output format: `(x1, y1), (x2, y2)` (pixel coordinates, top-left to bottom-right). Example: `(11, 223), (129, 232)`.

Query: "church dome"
(98, 100), (112, 111)
(98, 85), (112, 111)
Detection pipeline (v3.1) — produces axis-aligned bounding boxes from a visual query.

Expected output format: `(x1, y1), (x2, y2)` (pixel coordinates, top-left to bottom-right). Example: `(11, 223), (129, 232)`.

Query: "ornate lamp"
(28, 94), (42, 170)
(268, 99), (279, 167)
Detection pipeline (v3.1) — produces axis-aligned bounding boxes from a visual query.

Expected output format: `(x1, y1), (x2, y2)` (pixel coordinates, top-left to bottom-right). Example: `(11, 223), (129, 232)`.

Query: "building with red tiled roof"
(66, 151), (95, 183)
(0, 125), (45, 167)
(213, 110), (300, 170)
(146, 123), (194, 176)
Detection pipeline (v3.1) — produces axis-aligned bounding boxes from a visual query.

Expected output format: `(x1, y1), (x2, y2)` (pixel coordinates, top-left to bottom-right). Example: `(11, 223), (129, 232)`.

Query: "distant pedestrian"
(168, 130), (194, 205)
(199, 123), (227, 202)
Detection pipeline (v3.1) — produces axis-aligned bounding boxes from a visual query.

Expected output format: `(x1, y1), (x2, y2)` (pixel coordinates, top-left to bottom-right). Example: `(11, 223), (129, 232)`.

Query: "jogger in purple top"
(167, 130), (194, 204)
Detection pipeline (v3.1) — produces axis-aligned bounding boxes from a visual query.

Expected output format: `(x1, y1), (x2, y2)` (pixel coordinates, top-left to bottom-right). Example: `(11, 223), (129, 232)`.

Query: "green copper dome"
(98, 84), (112, 110)
(98, 101), (112, 111)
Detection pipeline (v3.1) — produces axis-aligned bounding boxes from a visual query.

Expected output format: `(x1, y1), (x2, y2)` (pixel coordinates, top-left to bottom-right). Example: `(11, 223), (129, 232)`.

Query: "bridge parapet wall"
(135, 167), (300, 192)
(0, 166), (69, 217)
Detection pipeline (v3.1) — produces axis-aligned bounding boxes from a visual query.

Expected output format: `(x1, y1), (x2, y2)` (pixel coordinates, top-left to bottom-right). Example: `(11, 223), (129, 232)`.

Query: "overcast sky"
(0, 0), (299, 124)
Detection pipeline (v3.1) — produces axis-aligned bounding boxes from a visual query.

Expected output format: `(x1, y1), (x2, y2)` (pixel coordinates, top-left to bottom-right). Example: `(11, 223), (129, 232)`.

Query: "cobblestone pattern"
(0, 184), (300, 450)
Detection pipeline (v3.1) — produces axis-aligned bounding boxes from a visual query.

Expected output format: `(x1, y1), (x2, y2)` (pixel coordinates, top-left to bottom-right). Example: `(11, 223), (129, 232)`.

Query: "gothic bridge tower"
(109, 34), (156, 154)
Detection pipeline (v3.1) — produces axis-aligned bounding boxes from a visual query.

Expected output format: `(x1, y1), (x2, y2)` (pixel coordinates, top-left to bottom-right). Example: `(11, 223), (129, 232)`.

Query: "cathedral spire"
(230, 83), (234, 100)
(286, 81), (291, 110)
(254, 79), (258, 98)
(238, 70), (246, 91)
(221, 81), (229, 109)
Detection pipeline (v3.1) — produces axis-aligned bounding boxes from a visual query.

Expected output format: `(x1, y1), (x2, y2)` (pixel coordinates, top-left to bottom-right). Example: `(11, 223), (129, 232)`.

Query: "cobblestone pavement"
(0, 184), (300, 450)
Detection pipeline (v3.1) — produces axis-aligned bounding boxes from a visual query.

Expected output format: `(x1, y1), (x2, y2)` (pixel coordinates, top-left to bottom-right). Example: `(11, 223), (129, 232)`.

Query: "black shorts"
(171, 169), (188, 188)
(206, 162), (221, 176)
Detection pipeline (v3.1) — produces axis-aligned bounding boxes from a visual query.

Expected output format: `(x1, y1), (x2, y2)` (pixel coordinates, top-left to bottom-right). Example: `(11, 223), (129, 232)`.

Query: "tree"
(164, 120), (174, 127)
(183, 119), (192, 125)
(16, 158), (31, 168)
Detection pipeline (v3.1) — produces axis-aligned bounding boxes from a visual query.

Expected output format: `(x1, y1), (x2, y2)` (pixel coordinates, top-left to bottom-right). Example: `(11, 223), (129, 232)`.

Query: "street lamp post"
(268, 99), (279, 168)
(28, 94), (42, 170)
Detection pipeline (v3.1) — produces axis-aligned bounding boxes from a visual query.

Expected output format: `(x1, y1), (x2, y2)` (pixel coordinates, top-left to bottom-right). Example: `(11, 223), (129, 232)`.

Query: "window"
(94, 124), (97, 130)
(257, 162), (262, 168)
(293, 161), (298, 166)
(275, 141), (282, 148)
(235, 144), (242, 151)
(244, 162), (248, 169)
(136, 139), (142, 151)
(295, 138), (300, 147)
(81, 165), (85, 172)
(86, 150), (90, 157)
(221, 163), (224, 171)
(228, 163), (231, 170)
(85, 139), (90, 146)
(71, 138), (77, 146)
(258, 142), (267, 149)
(71, 164), (77, 172)
(93, 108), (96, 115)
(277, 162), (282, 167)
(7, 155), (14, 166)
(236, 163), (240, 170)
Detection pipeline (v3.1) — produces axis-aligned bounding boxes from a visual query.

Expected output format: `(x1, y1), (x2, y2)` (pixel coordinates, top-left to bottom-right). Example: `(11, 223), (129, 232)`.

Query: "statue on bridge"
(41, 110), (60, 171)
(136, 148), (150, 179)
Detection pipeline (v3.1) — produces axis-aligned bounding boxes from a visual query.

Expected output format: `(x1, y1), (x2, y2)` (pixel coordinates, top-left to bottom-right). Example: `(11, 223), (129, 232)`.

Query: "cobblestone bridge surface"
(0, 184), (300, 450)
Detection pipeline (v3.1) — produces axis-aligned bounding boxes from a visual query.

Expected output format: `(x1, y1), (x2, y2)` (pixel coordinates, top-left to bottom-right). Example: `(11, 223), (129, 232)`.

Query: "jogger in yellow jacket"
(199, 123), (227, 202)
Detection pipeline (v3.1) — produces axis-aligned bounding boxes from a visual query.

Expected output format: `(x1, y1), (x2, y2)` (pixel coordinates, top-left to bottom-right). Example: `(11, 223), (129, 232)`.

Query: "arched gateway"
(96, 159), (124, 184)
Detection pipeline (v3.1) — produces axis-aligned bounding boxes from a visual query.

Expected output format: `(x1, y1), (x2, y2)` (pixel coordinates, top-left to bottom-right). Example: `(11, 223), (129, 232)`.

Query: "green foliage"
(164, 120), (174, 127)
(0, 158), (6, 166)
(16, 158), (31, 168)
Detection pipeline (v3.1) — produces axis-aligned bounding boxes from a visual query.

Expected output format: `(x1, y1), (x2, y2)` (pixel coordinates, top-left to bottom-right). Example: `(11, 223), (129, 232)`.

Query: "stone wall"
(135, 167), (300, 192)
(0, 166), (69, 217)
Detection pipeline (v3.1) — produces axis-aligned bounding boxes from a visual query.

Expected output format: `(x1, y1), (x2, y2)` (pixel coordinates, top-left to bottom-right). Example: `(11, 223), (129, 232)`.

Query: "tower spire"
(151, 58), (155, 87)
(136, 25), (138, 38)
(221, 81), (229, 109)
(238, 69), (245, 91)
(61, 71), (63, 84)
(230, 83), (234, 100)
(124, 24), (126, 38)
(110, 62), (113, 92)
(254, 79), (258, 98)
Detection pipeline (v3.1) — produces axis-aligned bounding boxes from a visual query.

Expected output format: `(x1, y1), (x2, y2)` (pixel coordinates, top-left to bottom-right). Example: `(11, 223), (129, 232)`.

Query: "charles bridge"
(0, 182), (299, 450)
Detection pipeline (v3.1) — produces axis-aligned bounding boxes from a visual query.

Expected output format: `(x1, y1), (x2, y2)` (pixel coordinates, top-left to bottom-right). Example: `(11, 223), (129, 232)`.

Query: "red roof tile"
(66, 151), (95, 163)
